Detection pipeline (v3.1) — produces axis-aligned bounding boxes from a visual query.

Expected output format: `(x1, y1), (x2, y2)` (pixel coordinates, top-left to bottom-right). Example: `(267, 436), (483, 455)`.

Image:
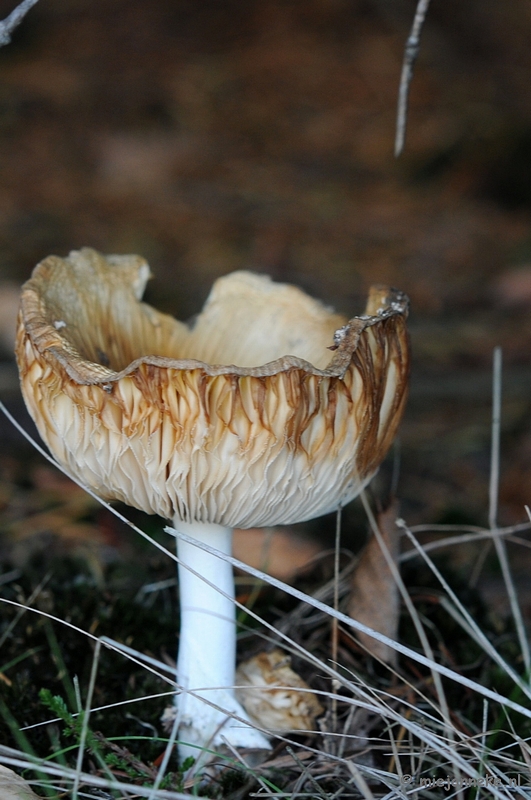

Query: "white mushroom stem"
(173, 519), (271, 763)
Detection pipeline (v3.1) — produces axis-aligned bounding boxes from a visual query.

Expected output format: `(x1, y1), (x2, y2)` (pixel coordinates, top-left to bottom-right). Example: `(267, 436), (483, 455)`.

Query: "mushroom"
(235, 649), (325, 732)
(15, 248), (409, 763)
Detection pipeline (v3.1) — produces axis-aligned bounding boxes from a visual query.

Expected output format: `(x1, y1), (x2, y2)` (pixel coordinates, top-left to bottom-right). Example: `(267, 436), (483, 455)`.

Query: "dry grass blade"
(0, 0), (40, 47)
(394, 0), (432, 156)
(488, 348), (530, 674)
(346, 761), (375, 800)
(400, 521), (531, 563)
(73, 640), (101, 800)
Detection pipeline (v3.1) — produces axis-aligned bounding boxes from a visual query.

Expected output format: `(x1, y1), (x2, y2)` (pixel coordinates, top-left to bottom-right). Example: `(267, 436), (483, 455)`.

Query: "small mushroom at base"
(15, 249), (409, 765)
(235, 649), (324, 732)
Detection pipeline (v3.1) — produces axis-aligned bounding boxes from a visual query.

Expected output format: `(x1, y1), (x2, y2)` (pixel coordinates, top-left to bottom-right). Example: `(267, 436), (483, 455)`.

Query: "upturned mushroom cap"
(16, 248), (409, 527)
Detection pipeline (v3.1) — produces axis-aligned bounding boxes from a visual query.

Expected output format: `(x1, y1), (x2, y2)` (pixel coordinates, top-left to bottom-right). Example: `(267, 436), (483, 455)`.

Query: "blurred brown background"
(1, 0), (531, 532)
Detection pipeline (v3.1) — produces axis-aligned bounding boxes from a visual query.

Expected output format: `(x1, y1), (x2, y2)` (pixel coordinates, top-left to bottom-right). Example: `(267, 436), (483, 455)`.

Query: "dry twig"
(0, 0), (40, 47)
(395, 0), (432, 157)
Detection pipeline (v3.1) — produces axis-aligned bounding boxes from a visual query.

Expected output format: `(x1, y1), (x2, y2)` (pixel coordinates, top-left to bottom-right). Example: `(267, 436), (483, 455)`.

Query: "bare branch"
(0, 0), (40, 48)
(394, 0), (432, 157)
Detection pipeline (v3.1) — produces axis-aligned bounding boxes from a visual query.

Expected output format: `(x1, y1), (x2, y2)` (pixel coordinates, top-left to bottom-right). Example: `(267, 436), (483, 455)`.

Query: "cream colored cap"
(16, 248), (409, 527)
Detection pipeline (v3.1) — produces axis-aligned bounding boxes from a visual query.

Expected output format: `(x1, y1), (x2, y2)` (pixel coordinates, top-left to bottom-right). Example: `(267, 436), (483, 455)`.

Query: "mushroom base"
(173, 520), (271, 765)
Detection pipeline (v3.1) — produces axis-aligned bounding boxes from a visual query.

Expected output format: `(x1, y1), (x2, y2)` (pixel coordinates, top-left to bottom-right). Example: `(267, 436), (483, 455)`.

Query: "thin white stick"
(489, 347), (502, 531)
(148, 704), (180, 800)
(348, 757), (375, 800)
(73, 639), (101, 800)
(331, 505), (342, 733)
(99, 636), (174, 675)
(0, 0), (40, 46)
(489, 347), (531, 673)
(222, 739), (273, 795)
(21, 690), (177, 731)
(0, 597), (176, 689)
(400, 521), (531, 562)
(478, 698), (489, 790)
(395, 0), (432, 156)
